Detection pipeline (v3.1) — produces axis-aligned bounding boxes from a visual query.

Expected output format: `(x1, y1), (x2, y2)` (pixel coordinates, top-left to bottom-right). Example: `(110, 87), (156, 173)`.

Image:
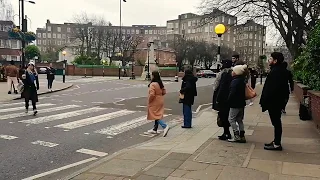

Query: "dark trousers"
(218, 108), (231, 135)
(268, 107), (282, 145)
(183, 104), (192, 127)
(48, 79), (54, 89)
(25, 98), (37, 110)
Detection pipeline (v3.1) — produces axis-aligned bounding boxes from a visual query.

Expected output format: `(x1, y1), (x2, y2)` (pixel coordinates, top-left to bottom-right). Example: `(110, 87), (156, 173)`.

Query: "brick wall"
(293, 81), (310, 103)
(308, 91), (320, 129)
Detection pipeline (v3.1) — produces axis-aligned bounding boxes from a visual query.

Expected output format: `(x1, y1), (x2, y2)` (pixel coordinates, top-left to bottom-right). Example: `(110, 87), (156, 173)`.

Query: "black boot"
(239, 131), (247, 143)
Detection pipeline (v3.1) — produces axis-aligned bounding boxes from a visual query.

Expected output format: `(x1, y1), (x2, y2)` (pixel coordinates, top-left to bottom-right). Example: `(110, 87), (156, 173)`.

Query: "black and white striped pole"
(214, 24), (226, 71)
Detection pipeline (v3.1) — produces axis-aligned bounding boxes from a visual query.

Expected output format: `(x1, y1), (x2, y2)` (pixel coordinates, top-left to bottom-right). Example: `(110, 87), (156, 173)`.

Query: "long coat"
(147, 82), (166, 120)
(21, 70), (39, 102)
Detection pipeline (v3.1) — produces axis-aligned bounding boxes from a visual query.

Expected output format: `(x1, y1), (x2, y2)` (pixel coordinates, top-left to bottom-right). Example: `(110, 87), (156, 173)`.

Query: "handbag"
(17, 81), (24, 93)
(245, 84), (257, 100)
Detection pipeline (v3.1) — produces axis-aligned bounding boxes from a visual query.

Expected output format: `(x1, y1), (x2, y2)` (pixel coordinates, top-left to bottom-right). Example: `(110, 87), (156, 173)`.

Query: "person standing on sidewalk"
(179, 69), (198, 128)
(281, 61), (294, 114)
(260, 52), (288, 151)
(5, 60), (19, 94)
(21, 62), (39, 116)
(146, 71), (170, 137)
(212, 60), (233, 140)
(228, 64), (247, 143)
(46, 63), (56, 92)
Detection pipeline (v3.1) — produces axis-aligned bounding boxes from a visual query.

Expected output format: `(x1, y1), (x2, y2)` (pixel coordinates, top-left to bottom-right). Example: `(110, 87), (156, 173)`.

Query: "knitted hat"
(232, 65), (247, 75)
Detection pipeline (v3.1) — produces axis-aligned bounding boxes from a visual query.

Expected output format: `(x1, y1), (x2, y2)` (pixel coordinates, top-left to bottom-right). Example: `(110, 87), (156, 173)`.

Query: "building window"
(57, 34), (61, 38)
(131, 29), (135, 34)
(233, 45), (235, 51)
(43, 33), (46, 38)
(11, 56), (17, 61)
(47, 26), (51, 31)
(57, 27), (61, 32)
(43, 40), (46, 45)
(47, 33), (51, 38)
(188, 29), (191, 34)
(149, 30), (153, 34)
(249, 41), (252, 46)
(255, 34), (257, 39)
(249, 33), (253, 39)
(182, 23), (185, 30)
(38, 40), (41, 45)
(136, 29), (139, 34)
(222, 16), (225, 23)
(67, 28), (71, 33)
(145, 30), (148, 34)
(175, 23), (179, 28)
(228, 18), (231, 24)
(37, 33), (41, 38)
(188, 21), (191, 27)
(215, 17), (219, 22)
(254, 41), (257, 46)
(11, 40), (18, 49)
(227, 35), (230, 41)
(62, 34), (66, 39)
(53, 33), (56, 38)
(233, 37), (236, 43)
(58, 41), (61, 45)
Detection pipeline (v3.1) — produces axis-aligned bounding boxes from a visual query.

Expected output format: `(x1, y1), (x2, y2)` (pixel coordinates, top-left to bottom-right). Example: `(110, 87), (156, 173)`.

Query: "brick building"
(0, 21), (21, 63)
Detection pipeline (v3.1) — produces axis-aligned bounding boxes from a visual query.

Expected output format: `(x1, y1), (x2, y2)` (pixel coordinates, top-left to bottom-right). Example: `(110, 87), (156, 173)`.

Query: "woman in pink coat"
(147, 71), (170, 137)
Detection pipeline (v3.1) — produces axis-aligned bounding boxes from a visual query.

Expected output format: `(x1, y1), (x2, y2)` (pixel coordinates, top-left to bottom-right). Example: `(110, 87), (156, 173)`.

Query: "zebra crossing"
(0, 101), (182, 143)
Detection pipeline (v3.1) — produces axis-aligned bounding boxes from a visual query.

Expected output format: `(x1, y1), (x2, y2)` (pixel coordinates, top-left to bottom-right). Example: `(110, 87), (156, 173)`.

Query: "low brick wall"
(293, 81), (310, 103)
(308, 91), (320, 129)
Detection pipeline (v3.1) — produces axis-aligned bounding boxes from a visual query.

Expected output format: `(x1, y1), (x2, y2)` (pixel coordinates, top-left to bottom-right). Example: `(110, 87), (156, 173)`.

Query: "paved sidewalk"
(65, 85), (320, 180)
(0, 81), (73, 102)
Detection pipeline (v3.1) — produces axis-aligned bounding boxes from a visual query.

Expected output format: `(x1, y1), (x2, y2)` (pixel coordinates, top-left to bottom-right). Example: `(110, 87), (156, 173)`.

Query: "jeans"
(268, 107), (282, 145)
(153, 120), (167, 131)
(183, 104), (192, 127)
(228, 108), (245, 132)
(48, 79), (54, 89)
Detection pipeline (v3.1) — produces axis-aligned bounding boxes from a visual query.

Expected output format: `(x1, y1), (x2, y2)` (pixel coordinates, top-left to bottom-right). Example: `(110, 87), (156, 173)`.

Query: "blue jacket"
(228, 76), (246, 108)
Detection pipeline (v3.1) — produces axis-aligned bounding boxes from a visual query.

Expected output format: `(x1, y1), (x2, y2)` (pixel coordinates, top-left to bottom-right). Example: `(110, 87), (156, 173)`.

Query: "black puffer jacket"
(179, 74), (198, 105)
(228, 76), (246, 108)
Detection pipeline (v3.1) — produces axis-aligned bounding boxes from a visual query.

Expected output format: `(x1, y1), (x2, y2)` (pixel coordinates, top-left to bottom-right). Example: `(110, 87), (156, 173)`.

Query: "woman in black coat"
(212, 60), (233, 140)
(21, 62), (39, 115)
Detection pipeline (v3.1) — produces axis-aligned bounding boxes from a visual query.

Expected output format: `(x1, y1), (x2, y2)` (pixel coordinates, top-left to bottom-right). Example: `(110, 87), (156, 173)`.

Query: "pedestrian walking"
(146, 71), (170, 137)
(179, 69), (198, 128)
(46, 63), (56, 91)
(281, 61), (294, 114)
(212, 60), (233, 140)
(21, 62), (39, 116)
(228, 64), (247, 143)
(260, 52), (289, 151)
(5, 60), (19, 94)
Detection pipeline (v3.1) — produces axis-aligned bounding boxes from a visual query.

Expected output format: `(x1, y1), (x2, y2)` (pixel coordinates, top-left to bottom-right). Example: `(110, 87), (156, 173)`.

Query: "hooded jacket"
(179, 73), (198, 105)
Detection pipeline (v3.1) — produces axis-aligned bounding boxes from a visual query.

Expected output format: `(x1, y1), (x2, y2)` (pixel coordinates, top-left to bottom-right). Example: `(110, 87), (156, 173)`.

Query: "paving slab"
(194, 140), (251, 166)
(178, 161), (209, 171)
(165, 153), (191, 161)
(116, 149), (167, 162)
(216, 166), (269, 180)
(144, 166), (175, 178)
(282, 162), (320, 178)
(247, 159), (282, 174)
(170, 169), (189, 178)
(136, 174), (165, 180)
(166, 177), (193, 180)
(90, 159), (151, 176)
(73, 173), (105, 180)
(155, 159), (185, 169)
(182, 164), (224, 180)
(269, 174), (320, 180)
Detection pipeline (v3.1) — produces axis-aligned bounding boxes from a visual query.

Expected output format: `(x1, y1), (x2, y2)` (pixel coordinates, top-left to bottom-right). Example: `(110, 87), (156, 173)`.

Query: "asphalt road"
(0, 76), (214, 180)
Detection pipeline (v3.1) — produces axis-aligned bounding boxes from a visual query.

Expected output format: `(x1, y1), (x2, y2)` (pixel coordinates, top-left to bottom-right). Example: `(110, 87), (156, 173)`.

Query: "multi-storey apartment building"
(0, 21), (22, 62)
(235, 20), (266, 67)
(166, 10), (238, 52)
(36, 19), (167, 54)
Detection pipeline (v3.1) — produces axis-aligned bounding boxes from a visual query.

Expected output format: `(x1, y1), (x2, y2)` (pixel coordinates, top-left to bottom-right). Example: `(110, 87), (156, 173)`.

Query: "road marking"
(31, 140), (59, 147)
(55, 109), (135, 129)
(192, 103), (212, 114)
(0, 105), (80, 120)
(0, 134), (18, 140)
(0, 102), (25, 108)
(19, 107), (104, 124)
(0, 103), (54, 113)
(21, 157), (98, 180)
(139, 133), (157, 137)
(95, 114), (169, 136)
(76, 148), (108, 157)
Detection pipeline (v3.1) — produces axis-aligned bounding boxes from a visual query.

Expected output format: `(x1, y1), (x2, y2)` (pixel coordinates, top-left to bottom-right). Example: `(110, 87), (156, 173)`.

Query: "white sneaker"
(147, 129), (157, 134)
(163, 126), (170, 137)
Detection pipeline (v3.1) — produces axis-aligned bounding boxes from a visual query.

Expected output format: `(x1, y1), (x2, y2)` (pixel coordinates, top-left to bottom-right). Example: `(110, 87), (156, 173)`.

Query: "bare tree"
(199, 0), (320, 58)
(121, 35), (143, 65)
(103, 29), (119, 65)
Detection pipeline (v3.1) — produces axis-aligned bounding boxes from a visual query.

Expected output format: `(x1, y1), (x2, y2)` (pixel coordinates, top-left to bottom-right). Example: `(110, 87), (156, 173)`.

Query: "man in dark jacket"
(213, 59), (233, 140)
(260, 52), (288, 151)
(228, 64), (247, 143)
(282, 61), (294, 114)
(46, 63), (56, 91)
(179, 69), (198, 128)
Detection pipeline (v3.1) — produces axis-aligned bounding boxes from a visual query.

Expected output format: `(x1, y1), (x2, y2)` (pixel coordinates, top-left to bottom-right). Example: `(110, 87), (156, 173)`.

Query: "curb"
(12, 83), (74, 100)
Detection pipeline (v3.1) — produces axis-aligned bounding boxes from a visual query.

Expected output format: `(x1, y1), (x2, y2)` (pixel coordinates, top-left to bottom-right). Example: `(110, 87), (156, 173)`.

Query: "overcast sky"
(11, 0), (202, 31)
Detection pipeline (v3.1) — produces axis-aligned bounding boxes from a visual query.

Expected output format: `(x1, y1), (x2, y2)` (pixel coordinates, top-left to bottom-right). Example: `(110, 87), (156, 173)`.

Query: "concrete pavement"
(65, 85), (320, 180)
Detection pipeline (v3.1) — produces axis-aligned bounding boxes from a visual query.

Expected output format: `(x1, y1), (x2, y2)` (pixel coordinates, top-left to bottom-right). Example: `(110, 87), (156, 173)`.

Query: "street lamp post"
(260, 16), (265, 85)
(214, 24), (226, 71)
(146, 43), (151, 80)
(62, 51), (67, 83)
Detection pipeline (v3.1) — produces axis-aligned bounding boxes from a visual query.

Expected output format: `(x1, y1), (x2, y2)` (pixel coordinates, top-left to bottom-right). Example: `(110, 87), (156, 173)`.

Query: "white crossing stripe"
(19, 107), (104, 124)
(31, 140), (59, 147)
(0, 105), (80, 120)
(22, 157), (97, 180)
(0, 103), (54, 113)
(0, 102), (25, 108)
(95, 114), (169, 136)
(55, 109), (135, 130)
(76, 148), (108, 157)
(0, 134), (18, 140)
